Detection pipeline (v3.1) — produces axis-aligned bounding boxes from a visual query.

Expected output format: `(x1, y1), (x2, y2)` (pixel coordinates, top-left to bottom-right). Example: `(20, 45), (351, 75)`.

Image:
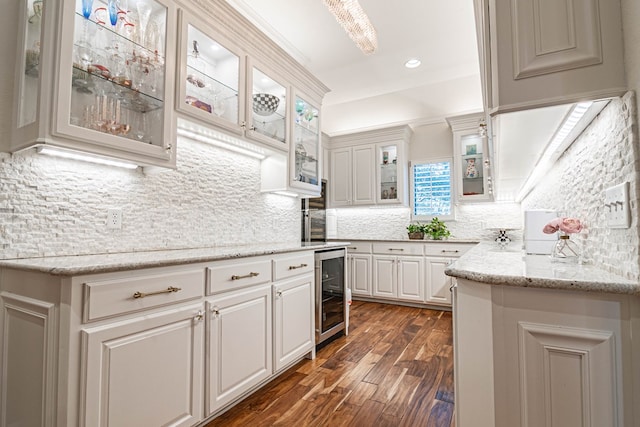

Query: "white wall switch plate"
(604, 182), (630, 228)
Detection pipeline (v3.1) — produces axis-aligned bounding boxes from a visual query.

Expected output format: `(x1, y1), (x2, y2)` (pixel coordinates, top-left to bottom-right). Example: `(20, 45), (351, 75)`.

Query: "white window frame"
(410, 157), (455, 221)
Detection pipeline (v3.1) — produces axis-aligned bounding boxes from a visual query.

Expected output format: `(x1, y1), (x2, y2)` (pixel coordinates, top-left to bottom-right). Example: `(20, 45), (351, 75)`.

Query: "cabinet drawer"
(346, 242), (372, 254)
(424, 243), (475, 257)
(372, 242), (424, 256)
(83, 269), (205, 322)
(208, 259), (272, 295)
(273, 253), (314, 281)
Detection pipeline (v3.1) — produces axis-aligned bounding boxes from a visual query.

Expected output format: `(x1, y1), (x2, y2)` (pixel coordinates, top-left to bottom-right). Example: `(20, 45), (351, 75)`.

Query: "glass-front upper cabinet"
(246, 59), (288, 151)
(377, 143), (399, 204)
(447, 113), (493, 202)
(176, 9), (243, 135)
(290, 92), (320, 190)
(12, 0), (177, 168)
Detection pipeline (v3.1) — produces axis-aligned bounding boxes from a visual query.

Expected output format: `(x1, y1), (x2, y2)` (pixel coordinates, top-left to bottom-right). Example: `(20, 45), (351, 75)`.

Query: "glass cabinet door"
(16, 0), (44, 129)
(67, 0), (168, 146)
(378, 143), (399, 203)
(177, 10), (242, 134)
(460, 134), (484, 197)
(292, 94), (319, 186)
(247, 63), (287, 150)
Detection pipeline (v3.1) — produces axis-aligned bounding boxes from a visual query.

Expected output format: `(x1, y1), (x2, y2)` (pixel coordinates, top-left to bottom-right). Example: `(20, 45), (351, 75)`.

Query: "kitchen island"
(0, 242), (346, 427)
(446, 243), (640, 427)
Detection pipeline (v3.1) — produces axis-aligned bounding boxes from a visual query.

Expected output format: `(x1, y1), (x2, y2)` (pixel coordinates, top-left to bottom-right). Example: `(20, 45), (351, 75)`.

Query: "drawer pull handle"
(349, 247), (357, 250)
(441, 250), (460, 253)
(133, 286), (181, 299)
(388, 248), (405, 251)
(231, 272), (259, 280)
(289, 263), (308, 270)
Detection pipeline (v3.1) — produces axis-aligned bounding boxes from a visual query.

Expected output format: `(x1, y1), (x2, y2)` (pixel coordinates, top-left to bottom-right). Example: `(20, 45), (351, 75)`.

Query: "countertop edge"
(445, 243), (639, 296)
(0, 242), (349, 276)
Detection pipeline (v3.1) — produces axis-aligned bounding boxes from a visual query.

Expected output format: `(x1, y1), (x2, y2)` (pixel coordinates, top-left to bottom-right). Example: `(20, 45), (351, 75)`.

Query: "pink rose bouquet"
(543, 217), (583, 234)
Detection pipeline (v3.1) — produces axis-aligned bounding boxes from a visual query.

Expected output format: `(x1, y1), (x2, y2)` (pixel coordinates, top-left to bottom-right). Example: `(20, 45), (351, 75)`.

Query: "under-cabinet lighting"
(272, 191), (299, 198)
(37, 147), (139, 169)
(177, 127), (267, 160)
(515, 101), (595, 202)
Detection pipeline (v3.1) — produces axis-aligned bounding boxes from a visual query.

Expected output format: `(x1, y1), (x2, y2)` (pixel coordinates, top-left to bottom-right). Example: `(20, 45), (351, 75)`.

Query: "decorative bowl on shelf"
(252, 93), (280, 116)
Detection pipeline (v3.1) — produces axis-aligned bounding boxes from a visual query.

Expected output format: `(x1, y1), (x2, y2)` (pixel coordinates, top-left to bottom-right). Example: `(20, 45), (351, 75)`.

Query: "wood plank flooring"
(205, 301), (455, 427)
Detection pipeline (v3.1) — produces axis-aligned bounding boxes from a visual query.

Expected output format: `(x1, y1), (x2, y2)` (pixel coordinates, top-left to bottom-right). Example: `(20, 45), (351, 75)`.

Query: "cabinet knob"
(194, 310), (204, 322)
(165, 143), (172, 152)
(211, 307), (220, 317)
(276, 290), (283, 298)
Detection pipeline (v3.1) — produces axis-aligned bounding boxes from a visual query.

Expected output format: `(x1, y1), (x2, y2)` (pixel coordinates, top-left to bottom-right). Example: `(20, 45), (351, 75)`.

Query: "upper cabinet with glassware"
(474, 0), (626, 115)
(447, 113), (493, 202)
(327, 125), (411, 208)
(7, 0), (329, 174)
(10, 0), (177, 167)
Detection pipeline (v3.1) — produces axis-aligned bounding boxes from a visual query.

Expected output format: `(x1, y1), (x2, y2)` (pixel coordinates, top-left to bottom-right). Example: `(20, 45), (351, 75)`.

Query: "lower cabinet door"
(206, 284), (273, 415)
(81, 303), (205, 427)
(273, 275), (314, 372)
(425, 257), (453, 306)
(350, 254), (372, 297)
(373, 255), (397, 298)
(397, 256), (424, 301)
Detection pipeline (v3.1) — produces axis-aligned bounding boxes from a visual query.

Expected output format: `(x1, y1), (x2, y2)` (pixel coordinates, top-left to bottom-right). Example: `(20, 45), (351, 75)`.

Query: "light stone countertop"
(445, 242), (639, 295)
(330, 238), (481, 244)
(0, 242), (348, 276)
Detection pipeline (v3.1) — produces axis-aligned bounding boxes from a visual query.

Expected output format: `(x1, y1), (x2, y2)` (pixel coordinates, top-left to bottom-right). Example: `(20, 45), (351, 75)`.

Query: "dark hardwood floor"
(205, 300), (455, 427)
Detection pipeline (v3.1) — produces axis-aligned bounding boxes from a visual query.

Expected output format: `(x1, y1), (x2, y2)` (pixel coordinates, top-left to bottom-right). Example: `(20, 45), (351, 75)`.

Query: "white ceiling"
(226, 0), (579, 201)
(225, 0), (484, 135)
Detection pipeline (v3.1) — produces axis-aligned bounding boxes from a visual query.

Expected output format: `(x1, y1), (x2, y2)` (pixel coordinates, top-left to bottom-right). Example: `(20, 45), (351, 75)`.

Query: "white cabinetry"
(328, 125), (412, 207)
(447, 113), (493, 202)
(205, 284), (272, 415)
(424, 242), (473, 307)
(273, 275), (314, 372)
(454, 279), (639, 427)
(425, 257), (453, 306)
(329, 145), (375, 206)
(372, 243), (424, 302)
(9, 0), (177, 167)
(82, 303), (204, 427)
(272, 252), (315, 372)
(474, 0), (626, 115)
(0, 247), (322, 426)
(346, 243), (372, 297)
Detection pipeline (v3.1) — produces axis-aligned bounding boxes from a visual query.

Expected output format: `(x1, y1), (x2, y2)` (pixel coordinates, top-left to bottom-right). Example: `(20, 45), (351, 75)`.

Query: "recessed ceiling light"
(405, 58), (421, 69)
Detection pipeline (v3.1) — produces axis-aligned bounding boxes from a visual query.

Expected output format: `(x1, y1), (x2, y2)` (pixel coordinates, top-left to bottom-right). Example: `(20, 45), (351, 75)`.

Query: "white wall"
(522, 93), (640, 280)
(0, 139), (300, 259)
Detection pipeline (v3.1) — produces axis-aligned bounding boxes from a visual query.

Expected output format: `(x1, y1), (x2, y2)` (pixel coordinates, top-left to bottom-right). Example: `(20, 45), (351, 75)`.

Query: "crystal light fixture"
(323, 0), (378, 54)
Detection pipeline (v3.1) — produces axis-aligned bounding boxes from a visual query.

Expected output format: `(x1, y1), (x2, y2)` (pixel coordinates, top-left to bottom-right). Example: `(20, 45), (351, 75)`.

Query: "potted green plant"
(406, 223), (424, 240)
(423, 217), (451, 240)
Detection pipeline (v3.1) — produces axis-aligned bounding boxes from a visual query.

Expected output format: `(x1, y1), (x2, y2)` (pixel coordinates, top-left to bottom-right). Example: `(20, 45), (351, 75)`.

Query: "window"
(410, 158), (454, 220)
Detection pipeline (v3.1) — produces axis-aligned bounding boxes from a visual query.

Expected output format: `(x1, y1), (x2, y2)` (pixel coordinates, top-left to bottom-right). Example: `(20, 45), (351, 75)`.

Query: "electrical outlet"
(107, 209), (122, 229)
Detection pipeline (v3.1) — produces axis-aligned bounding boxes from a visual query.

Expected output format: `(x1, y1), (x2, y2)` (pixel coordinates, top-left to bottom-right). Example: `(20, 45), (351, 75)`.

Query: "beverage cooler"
(315, 248), (346, 345)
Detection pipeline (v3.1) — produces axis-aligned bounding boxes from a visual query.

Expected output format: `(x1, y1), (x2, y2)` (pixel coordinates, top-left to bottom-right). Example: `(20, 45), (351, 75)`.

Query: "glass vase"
(551, 234), (580, 263)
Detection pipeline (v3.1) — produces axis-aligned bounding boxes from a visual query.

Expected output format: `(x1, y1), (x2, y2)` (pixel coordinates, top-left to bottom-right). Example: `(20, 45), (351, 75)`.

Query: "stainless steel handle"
(441, 250), (460, 254)
(388, 248), (405, 251)
(133, 286), (181, 299)
(289, 263), (308, 270)
(231, 272), (259, 280)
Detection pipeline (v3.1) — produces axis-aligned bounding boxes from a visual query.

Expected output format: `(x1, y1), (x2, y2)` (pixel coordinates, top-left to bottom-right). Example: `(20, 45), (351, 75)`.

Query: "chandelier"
(323, 0), (378, 54)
